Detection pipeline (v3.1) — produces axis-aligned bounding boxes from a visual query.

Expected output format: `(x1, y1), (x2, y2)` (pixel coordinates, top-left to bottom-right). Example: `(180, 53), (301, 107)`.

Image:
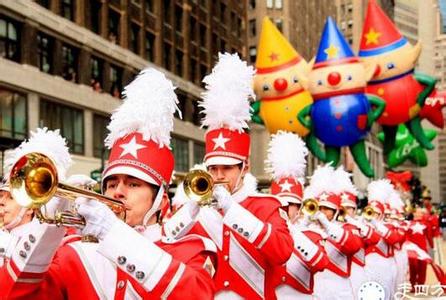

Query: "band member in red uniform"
(304, 165), (362, 300)
(265, 131), (328, 299)
(0, 68), (216, 299)
(164, 53), (294, 299)
(365, 179), (401, 299)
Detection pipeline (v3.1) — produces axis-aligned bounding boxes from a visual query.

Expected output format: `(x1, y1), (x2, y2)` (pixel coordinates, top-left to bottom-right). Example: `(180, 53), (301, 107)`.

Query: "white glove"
(300, 214), (312, 227)
(76, 198), (119, 240)
(41, 197), (71, 219)
(345, 215), (370, 237)
(315, 211), (344, 243)
(66, 174), (97, 188)
(314, 211), (330, 228)
(213, 185), (233, 213)
(371, 219), (389, 236)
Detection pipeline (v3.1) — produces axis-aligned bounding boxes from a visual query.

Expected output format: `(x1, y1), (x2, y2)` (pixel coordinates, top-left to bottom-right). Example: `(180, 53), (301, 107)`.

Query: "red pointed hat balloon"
(200, 53), (255, 166)
(265, 131), (308, 204)
(359, 0), (437, 156)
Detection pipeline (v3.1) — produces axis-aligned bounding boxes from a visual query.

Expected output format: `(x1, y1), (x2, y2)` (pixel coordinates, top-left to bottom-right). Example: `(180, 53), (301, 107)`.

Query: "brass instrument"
(337, 207), (347, 222)
(362, 205), (376, 221)
(183, 169), (228, 207)
(9, 152), (126, 227)
(301, 198), (319, 217)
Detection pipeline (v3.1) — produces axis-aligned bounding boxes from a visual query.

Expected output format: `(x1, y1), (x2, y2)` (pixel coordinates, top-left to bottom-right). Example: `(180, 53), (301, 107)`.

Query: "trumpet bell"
(183, 169), (214, 206)
(301, 198), (319, 216)
(362, 206), (376, 221)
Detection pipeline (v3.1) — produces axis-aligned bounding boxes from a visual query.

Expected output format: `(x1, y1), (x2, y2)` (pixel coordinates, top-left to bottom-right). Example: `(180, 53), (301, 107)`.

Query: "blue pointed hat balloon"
(315, 17), (355, 64)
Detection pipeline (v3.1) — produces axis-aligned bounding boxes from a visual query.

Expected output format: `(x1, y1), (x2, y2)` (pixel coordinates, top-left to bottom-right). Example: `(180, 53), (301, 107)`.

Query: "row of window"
(266, 0), (283, 9)
(0, 87), (205, 172)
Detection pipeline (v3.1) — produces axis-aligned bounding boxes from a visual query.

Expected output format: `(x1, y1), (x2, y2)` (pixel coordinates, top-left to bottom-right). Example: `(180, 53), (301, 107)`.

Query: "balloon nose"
(327, 72), (341, 86)
(274, 78), (288, 92)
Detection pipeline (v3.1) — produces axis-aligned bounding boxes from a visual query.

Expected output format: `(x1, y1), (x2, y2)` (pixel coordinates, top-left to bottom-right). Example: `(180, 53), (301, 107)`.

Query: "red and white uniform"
(312, 220), (362, 300)
(0, 220), (217, 299)
(407, 219), (430, 286)
(0, 219), (37, 267)
(165, 180), (294, 300)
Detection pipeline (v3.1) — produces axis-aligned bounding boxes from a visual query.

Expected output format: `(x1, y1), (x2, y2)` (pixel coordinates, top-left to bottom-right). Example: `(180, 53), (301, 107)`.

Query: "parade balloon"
(359, 0), (437, 154)
(251, 17), (313, 138)
(298, 17), (385, 177)
(419, 90), (446, 129)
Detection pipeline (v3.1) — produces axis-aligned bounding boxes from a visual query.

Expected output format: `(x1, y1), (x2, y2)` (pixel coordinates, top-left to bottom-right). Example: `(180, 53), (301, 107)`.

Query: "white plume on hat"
(334, 166), (358, 196)
(388, 190), (404, 211)
(200, 52), (255, 132)
(4, 127), (72, 181)
(367, 179), (394, 204)
(105, 68), (180, 149)
(304, 164), (338, 199)
(265, 131), (308, 180)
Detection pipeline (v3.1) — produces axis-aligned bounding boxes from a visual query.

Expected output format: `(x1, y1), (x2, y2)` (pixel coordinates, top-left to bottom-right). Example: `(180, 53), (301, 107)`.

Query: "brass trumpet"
(183, 169), (228, 207)
(337, 207), (347, 222)
(9, 152), (126, 227)
(301, 198), (319, 216)
(362, 206), (376, 221)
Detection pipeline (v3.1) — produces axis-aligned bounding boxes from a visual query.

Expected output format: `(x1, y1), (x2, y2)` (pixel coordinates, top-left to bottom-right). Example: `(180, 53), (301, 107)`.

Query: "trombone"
(9, 152), (126, 227)
(183, 169), (228, 207)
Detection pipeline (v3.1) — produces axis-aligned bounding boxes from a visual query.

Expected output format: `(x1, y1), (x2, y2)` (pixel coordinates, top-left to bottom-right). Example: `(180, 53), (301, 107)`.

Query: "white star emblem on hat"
(411, 222), (426, 234)
(119, 136), (146, 159)
(212, 132), (230, 150)
(279, 180), (293, 192)
(341, 193), (350, 203)
(319, 193), (329, 201)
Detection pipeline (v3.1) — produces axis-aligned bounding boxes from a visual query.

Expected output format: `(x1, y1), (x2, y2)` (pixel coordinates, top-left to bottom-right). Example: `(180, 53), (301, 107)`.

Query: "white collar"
(231, 174), (257, 203)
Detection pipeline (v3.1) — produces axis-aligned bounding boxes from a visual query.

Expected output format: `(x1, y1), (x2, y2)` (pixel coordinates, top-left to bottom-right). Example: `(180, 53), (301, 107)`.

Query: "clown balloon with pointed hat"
(359, 0), (437, 155)
(298, 17), (385, 177)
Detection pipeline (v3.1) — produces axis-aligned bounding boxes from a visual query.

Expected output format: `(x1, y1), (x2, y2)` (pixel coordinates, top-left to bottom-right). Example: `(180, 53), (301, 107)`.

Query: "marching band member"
(365, 179), (401, 299)
(0, 68), (217, 299)
(265, 131), (328, 299)
(335, 167), (380, 299)
(165, 53), (294, 299)
(306, 165), (362, 300)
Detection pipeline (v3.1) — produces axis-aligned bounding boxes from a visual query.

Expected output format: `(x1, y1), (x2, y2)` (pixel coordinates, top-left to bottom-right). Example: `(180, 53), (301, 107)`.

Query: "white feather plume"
(105, 68), (180, 148)
(265, 131), (308, 180)
(334, 166), (358, 196)
(200, 53), (255, 132)
(304, 164), (338, 198)
(4, 128), (72, 181)
(388, 190), (404, 210)
(367, 179), (394, 204)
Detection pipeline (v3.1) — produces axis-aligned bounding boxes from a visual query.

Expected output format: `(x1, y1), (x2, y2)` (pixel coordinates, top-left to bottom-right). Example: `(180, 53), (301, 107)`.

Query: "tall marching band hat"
(335, 166), (358, 208)
(304, 164), (341, 210)
(359, 0), (408, 57)
(200, 53), (255, 166)
(388, 190), (405, 214)
(266, 131), (308, 204)
(367, 179), (394, 215)
(103, 68), (179, 189)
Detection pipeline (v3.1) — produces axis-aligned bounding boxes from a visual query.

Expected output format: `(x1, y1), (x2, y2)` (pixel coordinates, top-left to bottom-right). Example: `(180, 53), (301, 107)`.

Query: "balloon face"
(311, 94), (370, 147)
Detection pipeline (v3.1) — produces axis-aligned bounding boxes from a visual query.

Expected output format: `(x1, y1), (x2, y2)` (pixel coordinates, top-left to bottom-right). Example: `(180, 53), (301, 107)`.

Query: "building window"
(172, 136), (189, 172)
(93, 114), (110, 159)
(0, 17), (20, 63)
(37, 33), (53, 74)
(164, 43), (172, 70)
(275, 18), (283, 32)
(249, 19), (257, 37)
(190, 58), (197, 83)
(193, 142), (205, 165)
(130, 23), (140, 53)
(275, 0), (282, 9)
(36, 0), (50, 8)
(164, 0), (172, 24)
(220, 3), (226, 21)
(199, 24), (206, 46)
(145, 0), (154, 13)
(175, 5), (183, 30)
(110, 65), (122, 98)
(61, 0), (74, 21)
(108, 9), (120, 44)
(61, 44), (78, 82)
(175, 49), (183, 76)
(237, 18), (242, 38)
(90, 0), (101, 34)
(0, 88), (27, 140)
(266, 0), (273, 8)
(91, 56), (104, 92)
(145, 31), (155, 61)
(176, 91), (186, 120)
(192, 99), (202, 126)
(249, 0), (256, 10)
(39, 100), (84, 154)
(249, 46), (257, 63)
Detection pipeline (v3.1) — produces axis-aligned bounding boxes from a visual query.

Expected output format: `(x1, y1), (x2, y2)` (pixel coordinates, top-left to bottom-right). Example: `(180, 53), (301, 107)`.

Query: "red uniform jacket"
(366, 223), (400, 258)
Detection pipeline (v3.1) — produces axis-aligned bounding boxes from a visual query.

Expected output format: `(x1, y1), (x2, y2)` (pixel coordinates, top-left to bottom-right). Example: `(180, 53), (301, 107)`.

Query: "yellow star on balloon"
(324, 44), (339, 59)
(365, 28), (381, 45)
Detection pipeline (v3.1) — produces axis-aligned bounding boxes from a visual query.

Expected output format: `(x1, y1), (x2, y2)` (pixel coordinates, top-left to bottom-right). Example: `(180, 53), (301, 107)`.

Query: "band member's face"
(414, 208), (423, 221)
(346, 207), (355, 217)
(0, 190), (32, 228)
(288, 203), (301, 222)
(207, 163), (248, 194)
(320, 206), (335, 221)
(104, 175), (156, 226)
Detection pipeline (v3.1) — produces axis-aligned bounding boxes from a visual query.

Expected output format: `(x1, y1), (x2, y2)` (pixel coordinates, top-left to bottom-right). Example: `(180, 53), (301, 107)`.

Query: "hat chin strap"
(231, 161), (245, 194)
(141, 185), (165, 227)
(5, 207), (27, 231)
